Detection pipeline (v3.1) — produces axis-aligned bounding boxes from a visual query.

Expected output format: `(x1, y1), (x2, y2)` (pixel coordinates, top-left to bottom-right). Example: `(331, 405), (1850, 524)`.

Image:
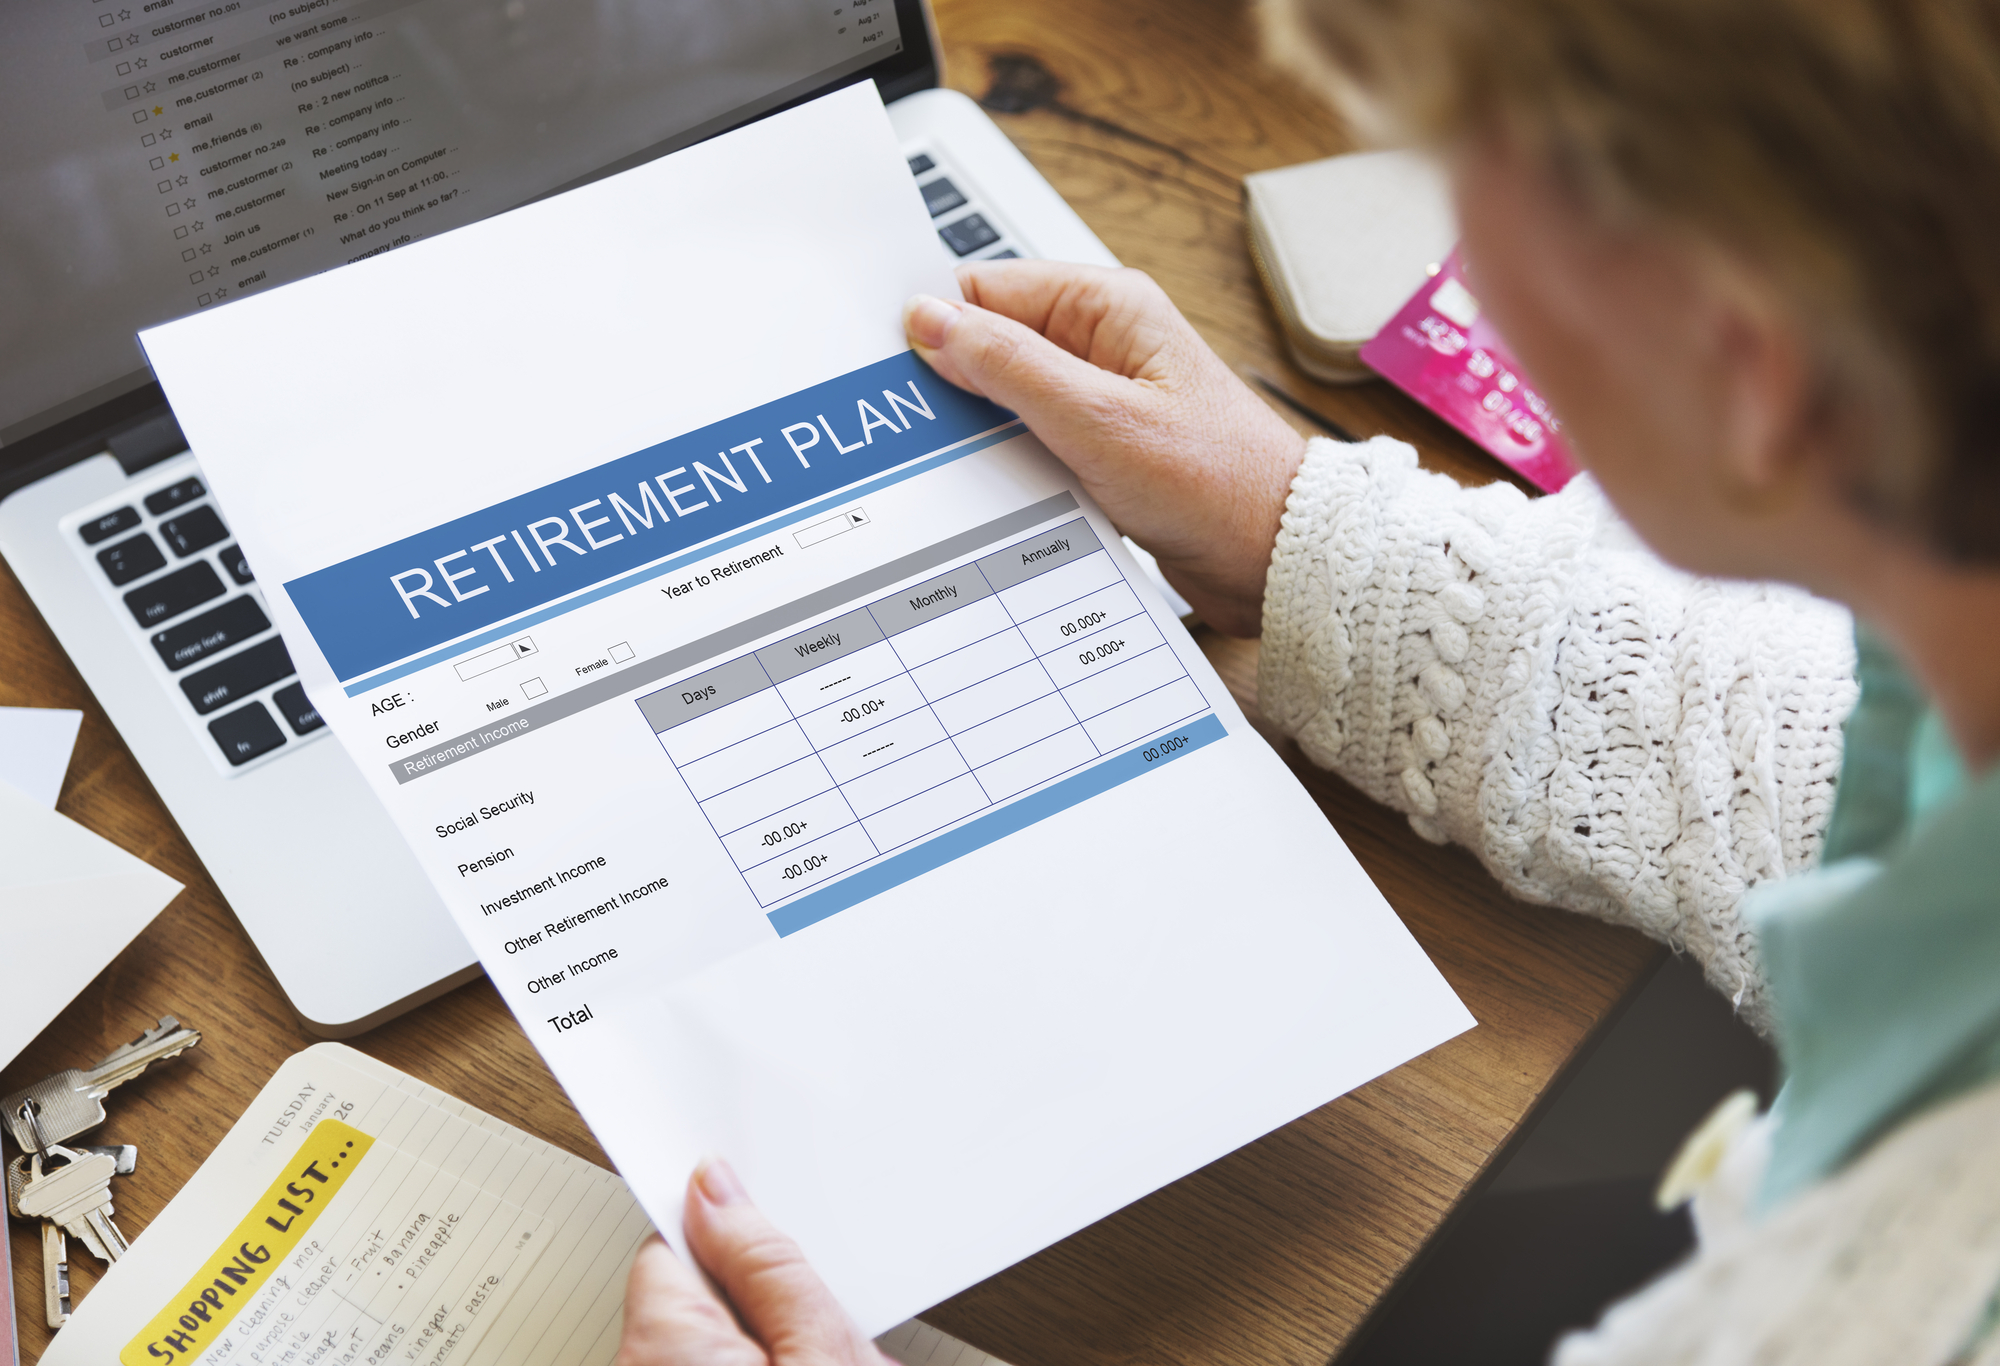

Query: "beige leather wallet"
(1244, 150), (1458, 383)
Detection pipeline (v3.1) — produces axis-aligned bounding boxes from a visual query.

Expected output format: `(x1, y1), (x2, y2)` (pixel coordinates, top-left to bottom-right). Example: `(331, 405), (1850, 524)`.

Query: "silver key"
(18, 1145), (129, 1264)
(42, 1219), (72, 1328)
(2, 1016), (200, 1151)
(8, 1145), (137, 1217)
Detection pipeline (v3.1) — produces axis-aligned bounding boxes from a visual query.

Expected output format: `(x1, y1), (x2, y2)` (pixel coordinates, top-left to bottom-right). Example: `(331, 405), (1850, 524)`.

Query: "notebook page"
(358, 1050), (1015, 1366)
(42, 1045), (648, 1366)
(346, 1046), (652, 1364)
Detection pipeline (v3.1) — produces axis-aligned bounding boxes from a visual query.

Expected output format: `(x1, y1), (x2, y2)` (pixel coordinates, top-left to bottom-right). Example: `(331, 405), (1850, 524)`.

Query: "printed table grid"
(639, 517), (1211, 910)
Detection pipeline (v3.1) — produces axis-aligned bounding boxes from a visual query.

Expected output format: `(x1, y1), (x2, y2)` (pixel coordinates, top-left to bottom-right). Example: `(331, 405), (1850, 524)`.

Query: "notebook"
(41, 1044), (1013, 1366)
(43, 1043), (651, 1366)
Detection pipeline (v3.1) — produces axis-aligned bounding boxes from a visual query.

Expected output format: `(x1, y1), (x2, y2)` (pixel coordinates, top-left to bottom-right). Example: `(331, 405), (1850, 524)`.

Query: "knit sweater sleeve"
(1257, 437), (1858, 1031)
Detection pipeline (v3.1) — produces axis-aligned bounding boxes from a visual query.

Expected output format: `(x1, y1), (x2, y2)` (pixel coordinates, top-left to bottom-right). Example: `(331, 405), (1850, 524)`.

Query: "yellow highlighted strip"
(123, 1119), (374, 1365)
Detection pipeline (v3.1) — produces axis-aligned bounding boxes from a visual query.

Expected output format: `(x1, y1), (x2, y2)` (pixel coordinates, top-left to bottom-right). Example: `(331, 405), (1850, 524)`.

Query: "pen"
(1, 1199), (17, 1366)
(1246, 368), (1362, 443)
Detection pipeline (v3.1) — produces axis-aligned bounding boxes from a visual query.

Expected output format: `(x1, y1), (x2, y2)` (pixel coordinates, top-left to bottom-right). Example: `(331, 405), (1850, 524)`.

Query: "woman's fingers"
(904, 260), (1308, 638)
(905, 291), (1126, 411)
(620, 1164), (886, 1366)
(616, 1234), (767, 1366)
(952, 261), (1178, 370)
(682, 1159), (882, 1366)
(918, 261), (1187, 381)
(903, 291), (1164, 491)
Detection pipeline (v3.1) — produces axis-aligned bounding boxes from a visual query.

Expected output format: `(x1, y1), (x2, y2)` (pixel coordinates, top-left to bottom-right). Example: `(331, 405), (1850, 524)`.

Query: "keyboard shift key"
(124, 560), (224, 626)
(96, 532), (166, 586)
(207, 702), (285, 767)
(144, 477), (204, 516)
(939, 213), (1001, 257)
(160, 504), (227, 557)
(273, 681), (324, 735)
(179, 636), (293, 715)
(220, 543), (253, 584)
(920, 176), (967, 218)
(151, 595), (270, 671)
(80, 506), (140, 545)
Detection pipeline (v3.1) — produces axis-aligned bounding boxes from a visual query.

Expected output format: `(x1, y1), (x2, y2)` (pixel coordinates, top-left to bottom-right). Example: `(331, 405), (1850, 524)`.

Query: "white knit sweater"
(1255, 437), (2000, 1364)
(1259, 436), (1857, 1036)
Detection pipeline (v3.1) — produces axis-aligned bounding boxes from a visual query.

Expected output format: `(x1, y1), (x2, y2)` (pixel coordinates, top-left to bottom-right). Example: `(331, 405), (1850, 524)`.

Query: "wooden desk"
(1, 1), (1657, 1360)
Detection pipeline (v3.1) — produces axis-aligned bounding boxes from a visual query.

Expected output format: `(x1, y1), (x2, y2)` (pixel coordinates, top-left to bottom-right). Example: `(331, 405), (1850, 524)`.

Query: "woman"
(617, 0), (2000, 1360)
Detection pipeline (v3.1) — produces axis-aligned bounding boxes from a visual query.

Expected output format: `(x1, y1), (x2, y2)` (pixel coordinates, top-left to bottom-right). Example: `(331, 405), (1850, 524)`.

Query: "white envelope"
(0, 705), (83, 809)
(0, 781), (182, 1070)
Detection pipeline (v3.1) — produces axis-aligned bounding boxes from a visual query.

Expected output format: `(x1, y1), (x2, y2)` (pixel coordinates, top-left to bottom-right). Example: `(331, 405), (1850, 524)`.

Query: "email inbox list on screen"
(284, 352), (1013, 684)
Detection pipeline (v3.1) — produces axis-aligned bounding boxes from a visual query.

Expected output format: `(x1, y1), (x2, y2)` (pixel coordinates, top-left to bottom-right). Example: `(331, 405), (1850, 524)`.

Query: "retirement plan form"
(138, 84), (1474, 1331)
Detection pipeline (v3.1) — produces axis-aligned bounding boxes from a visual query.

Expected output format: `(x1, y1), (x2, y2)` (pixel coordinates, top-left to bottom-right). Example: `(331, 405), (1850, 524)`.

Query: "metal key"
(2, 1015), (199, 1151)
(18, 1145), (130, 1264)
(42, 1219), (73, 1327)
(8, 1145), (137, 1217)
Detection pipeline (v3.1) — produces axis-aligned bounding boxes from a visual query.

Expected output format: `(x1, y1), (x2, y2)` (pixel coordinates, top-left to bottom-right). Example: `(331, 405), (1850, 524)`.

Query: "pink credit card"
(1359, 246), (1579, 492)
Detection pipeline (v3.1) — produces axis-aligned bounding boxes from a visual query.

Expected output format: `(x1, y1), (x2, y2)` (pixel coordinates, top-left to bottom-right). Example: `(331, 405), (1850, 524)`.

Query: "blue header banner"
(285, 351), (1013, 683)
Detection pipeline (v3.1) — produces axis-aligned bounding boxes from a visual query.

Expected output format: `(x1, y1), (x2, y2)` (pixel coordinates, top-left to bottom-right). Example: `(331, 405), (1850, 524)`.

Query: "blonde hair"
(1264, 0), (2000, 561)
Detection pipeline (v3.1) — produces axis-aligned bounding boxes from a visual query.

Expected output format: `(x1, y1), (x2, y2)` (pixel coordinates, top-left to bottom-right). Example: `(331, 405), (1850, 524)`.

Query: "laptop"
(0, 0), (1117, 1036)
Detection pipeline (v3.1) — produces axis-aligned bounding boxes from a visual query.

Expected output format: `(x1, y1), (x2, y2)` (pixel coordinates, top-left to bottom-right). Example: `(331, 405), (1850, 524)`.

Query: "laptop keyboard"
(66, 457), (324, 775)
(905, 149), (1021, 262)
(62, 142), (1018, 779)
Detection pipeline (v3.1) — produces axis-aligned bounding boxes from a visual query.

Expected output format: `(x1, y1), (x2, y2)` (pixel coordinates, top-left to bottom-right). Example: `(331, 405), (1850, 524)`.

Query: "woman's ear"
(1254, 0), (1397, 141)
(1707, 273), (1817, 506)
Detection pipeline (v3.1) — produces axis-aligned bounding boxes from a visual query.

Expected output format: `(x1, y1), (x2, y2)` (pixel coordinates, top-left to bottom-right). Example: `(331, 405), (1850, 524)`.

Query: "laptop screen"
(0, 0), (928, 447)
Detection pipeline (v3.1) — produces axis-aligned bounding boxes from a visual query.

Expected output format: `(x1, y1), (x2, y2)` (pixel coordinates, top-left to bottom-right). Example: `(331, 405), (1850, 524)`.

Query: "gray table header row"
(617, 492), (1097, 742)
(633, 653), (772, 733)
(975, 517), (1101, 591)
(867, 560), (996, 638)
(639, 513), (1108, 734)
(755, 606), (886, 686)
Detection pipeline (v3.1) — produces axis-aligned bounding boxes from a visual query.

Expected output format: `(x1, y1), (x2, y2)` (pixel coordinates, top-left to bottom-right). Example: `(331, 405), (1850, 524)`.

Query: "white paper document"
(0, 781), (182, 1070)
(139, 85), (1474, 1330)
(0, 704), (83, 808)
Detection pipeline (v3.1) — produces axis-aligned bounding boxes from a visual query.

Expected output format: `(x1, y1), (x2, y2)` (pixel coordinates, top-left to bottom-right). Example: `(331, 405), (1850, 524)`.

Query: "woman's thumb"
(904, 293), (1122, 432)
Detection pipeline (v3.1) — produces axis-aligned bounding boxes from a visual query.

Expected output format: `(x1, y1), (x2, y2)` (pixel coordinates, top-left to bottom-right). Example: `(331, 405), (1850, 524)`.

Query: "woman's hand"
(617, 1159), (889, 1366)
(904, 262), (1307, 637)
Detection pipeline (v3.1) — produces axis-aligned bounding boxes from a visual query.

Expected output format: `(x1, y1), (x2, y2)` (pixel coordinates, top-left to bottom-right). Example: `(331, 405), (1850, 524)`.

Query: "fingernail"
(904, 294), (960, 349)
(695, 1157), (747, 1206)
